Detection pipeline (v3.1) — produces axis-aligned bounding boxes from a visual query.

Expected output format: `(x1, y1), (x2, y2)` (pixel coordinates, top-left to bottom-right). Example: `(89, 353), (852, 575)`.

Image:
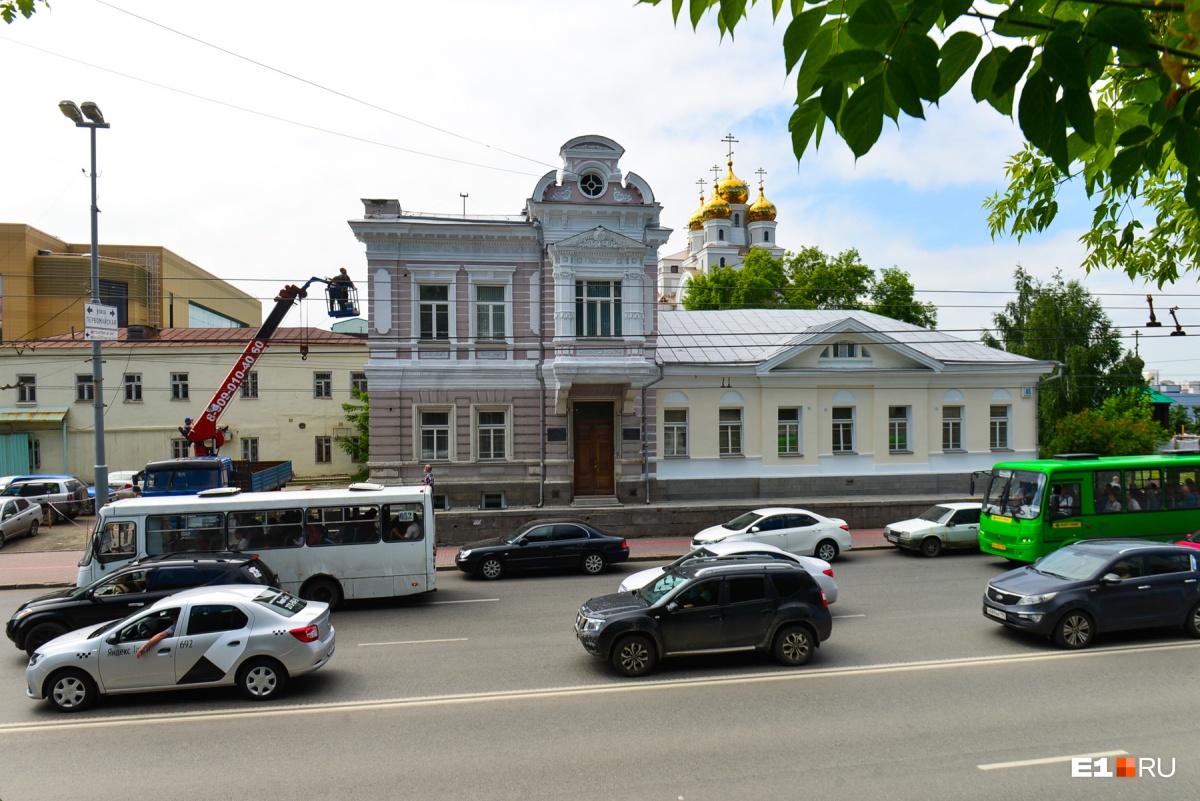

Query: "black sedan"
(982, 539), (1200, 649)
(455, 520), (629, 579)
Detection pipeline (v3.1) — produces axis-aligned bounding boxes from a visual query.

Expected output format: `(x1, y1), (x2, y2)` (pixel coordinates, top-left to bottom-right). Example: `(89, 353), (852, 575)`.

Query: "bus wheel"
(1053, 611), (1094, 649)
(919, 537), (943, 558)
(301, 577), (342, 609)
(1185, 603), (1200, 638)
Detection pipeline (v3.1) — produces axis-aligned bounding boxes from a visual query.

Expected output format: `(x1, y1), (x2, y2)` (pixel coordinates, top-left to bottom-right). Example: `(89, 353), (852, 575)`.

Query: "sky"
(1, 0), (1197, 381)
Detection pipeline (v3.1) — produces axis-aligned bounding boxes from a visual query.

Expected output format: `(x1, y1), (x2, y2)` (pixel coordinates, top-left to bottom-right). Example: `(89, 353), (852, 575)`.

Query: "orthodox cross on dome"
(696, 177), (706, 193)
(755, 167), (767, 189)
(710, 164), (721, 184)
(721, 132), (739, 161)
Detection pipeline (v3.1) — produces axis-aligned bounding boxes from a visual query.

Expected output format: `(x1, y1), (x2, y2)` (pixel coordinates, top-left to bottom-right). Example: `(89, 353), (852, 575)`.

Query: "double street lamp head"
(58, 100), (109, 128)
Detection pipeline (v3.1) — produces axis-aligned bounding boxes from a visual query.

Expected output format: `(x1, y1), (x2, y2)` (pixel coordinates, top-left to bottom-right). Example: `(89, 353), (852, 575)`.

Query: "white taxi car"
(26, 585), (335, 712)
(883, 502), (982, 557)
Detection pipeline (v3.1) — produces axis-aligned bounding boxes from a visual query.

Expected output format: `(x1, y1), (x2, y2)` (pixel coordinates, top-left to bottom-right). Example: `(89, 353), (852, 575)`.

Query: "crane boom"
(186, 282), (309, 455)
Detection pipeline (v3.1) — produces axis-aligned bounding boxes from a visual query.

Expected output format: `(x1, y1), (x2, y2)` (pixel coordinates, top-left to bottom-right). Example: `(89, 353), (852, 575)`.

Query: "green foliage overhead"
(1, 0), (46, 24)
(681, 245), (937, 327)
(640, 0), (1200, 283)
(981, 267), (1146, 445)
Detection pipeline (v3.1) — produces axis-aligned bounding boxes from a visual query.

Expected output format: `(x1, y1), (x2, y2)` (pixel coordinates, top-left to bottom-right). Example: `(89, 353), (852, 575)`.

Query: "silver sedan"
(619, 541), (839, 603)
(0, 496), (41, 549)
(26, 585), (335, 712)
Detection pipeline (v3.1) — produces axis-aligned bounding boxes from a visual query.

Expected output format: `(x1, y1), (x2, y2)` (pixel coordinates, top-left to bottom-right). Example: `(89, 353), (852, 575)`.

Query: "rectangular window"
(171, 438), (190, 459)
(348, 436), (365, 463)
(124, 373), (143, 402)
(481, 491), (505, 510)
(240, 371), (258, 399)
(313, 371), (332, 399)
(943, 406), (963, 451)
(574, 280), (622, 337)
(778, 408), (801, 455)
(476, 285), (506, 341)
(832, 407), (855, 453)
(421, 410), (450, 461)
(664, 409), (689, 458)
(477, 410), (506, 460)
(888, 406), (910, 453)
(351, 371), (368, 394)
(419, 285), (450, 340)
(75, 374), (94, 403)
(171, 372), (189, 401)
(990, 405), (1011, 450)
(719, 408), (743, 456)
(28, 437), (40, 469)
(315, 436), (332, 464)
(16, 374), (35, 403)
(241, 437), (259, 462)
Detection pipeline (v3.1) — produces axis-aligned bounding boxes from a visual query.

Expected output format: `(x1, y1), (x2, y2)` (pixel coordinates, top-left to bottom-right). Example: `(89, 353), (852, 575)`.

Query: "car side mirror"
(105, 634), (118, 645)
(1101, 573), (1123, 584)
(666, 602), (679, 613)
(517, 538), (528, 547)
(749, 526), (760, 533)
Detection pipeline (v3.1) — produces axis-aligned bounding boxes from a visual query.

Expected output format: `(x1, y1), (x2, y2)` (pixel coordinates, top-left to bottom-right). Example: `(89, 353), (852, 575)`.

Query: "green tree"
(682, 245), (937, 325)
(339, 387), (370, 479)
(981, 267), (1144, 444)
(641, 0), (1200, 282)
(2, 0), (46, 23)
(1042, 390), (1167, 456)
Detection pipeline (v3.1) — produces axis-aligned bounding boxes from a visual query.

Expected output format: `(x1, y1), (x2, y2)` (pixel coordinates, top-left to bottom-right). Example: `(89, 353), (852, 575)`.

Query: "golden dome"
(717, 160), (750, 205)
(701, 188), (732, 221)
(687, 190), (706, 230)
(747, 186), (777, 222)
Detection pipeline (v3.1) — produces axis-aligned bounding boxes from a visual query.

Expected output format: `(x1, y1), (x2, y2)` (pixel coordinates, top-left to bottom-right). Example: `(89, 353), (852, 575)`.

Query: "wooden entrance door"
(573, 402), (615, 496)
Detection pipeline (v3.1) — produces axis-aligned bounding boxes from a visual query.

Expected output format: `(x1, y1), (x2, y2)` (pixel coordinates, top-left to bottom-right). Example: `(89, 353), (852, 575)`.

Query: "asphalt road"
(0, 550), (1196, 800)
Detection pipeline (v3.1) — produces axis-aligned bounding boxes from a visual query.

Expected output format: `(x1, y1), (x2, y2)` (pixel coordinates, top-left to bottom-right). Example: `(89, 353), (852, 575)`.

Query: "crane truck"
(139, 277), (359, 497)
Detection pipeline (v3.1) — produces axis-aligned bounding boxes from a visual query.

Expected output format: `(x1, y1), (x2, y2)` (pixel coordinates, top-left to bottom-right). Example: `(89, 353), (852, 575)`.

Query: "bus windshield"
(983, 469), (1047, 520)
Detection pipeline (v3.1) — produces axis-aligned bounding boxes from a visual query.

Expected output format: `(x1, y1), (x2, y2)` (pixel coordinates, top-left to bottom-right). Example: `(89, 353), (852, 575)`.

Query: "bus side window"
(99, 521), (137, 563)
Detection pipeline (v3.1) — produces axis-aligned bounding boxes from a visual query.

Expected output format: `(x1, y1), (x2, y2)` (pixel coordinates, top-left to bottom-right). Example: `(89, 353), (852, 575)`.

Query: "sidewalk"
(0, 530), (889, 591)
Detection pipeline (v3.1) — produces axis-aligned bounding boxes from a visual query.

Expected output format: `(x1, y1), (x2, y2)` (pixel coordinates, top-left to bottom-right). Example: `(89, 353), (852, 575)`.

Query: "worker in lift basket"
(179, 417), (193, 438)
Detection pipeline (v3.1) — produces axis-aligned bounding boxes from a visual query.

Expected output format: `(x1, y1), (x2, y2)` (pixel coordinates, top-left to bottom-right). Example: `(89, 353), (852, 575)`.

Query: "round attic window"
(579, 173), (605, 197)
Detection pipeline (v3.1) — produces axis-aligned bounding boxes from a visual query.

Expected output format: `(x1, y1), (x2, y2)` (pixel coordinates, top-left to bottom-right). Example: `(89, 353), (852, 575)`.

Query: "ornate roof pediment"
(550, 226), (648, 254)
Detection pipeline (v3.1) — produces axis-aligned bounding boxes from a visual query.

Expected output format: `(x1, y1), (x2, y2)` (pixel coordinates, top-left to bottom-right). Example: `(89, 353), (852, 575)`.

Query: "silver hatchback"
(26, 585), (335, 711)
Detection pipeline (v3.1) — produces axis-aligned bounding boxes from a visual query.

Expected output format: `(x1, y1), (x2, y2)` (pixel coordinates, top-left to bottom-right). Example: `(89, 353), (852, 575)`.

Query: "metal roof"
(12, 327), (366, 350)
(0, 406), (68, 424)
(656, 309), (1043, 367)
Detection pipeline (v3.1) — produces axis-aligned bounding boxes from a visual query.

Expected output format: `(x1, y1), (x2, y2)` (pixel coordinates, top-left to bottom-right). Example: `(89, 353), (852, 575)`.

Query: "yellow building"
(0, 223), (260, 340)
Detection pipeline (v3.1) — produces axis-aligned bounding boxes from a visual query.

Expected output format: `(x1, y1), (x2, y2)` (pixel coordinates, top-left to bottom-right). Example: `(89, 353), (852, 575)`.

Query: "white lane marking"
(358, 638), (468, 647)
(978, 750), (1128, 771)
(6, 640), (1198, 734)
(832, 614), (866, 619)
(425, 598), (499, 605)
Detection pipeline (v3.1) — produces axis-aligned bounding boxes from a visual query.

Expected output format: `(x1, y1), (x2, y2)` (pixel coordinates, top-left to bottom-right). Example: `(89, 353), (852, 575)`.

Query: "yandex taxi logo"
(1071, 756), (1176, 778)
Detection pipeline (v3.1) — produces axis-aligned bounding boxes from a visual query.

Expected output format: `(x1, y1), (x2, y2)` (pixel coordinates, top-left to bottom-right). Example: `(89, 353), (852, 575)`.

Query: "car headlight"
(457, 549), (472, 559)
(580, 617), (604, 633)
(1017, 592), (1057, 606)
(13, 607), (35, 621)
(27, 651), (43, 668)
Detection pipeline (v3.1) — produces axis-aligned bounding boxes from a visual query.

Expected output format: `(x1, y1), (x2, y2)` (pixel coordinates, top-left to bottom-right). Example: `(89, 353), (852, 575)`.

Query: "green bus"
(978, 453), (1200, 562)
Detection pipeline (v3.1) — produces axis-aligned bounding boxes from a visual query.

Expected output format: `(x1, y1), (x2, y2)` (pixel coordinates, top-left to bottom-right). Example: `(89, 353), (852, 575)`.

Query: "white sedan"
(692, 507), (852, 562)
(883, 502), (982, 557)
(619, 540), (839, 603)
(26, 585), (335, 712)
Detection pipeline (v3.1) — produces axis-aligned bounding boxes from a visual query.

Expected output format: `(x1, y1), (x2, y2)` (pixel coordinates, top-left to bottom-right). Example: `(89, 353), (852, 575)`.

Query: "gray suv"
(1, 475), (88, 522)
(575, 559), (833, 677)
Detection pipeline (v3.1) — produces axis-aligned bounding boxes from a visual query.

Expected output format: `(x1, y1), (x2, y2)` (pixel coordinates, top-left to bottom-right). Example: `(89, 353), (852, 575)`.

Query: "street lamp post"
(59, 100), (110, 512)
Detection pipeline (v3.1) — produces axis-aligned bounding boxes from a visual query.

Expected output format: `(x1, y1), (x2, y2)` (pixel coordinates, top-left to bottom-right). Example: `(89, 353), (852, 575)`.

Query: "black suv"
(575, 559), (833, 677)
(6, 554), (281, 655)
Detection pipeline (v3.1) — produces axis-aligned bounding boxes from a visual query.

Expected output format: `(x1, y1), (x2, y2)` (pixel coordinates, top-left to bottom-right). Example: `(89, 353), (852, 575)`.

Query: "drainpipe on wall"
(642, 362), (665, 504)
(534, 218), (547, 508)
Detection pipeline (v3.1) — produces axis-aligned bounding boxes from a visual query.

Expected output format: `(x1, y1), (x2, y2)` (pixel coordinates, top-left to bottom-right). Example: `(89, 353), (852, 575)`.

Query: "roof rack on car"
(131, 551), (245, 565)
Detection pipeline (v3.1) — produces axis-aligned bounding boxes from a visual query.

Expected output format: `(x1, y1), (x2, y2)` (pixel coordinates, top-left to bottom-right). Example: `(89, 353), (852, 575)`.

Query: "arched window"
(734, 213), (740, 227)
(718, 229), (725, 241)
(719, 257), (726, 268)
(764, 230), (771, 242)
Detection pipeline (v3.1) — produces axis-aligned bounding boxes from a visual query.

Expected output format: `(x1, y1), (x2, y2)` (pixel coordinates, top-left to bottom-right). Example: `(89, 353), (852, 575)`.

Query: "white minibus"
(77, 483), (435, 607)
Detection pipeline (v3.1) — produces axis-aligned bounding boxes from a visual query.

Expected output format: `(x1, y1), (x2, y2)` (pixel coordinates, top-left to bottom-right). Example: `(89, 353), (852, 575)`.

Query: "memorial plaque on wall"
(623, 427), (641, 441)
(546, 427), (567, 442)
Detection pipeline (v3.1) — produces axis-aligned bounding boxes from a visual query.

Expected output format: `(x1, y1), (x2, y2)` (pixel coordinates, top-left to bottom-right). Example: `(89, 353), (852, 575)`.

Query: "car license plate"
(991, 542), (1007, 551)
(885, 532), (897, 542)
(985, 606), (1006, 621)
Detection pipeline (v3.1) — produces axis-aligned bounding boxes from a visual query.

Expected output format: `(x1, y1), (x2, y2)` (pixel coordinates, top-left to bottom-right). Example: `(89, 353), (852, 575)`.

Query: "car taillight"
(290, 625), (319, 642)
(821, 590), (828, 608)
(619, 539), (628, 549)
(839, 524), (849, 531)
(823, 569), (834, 578)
